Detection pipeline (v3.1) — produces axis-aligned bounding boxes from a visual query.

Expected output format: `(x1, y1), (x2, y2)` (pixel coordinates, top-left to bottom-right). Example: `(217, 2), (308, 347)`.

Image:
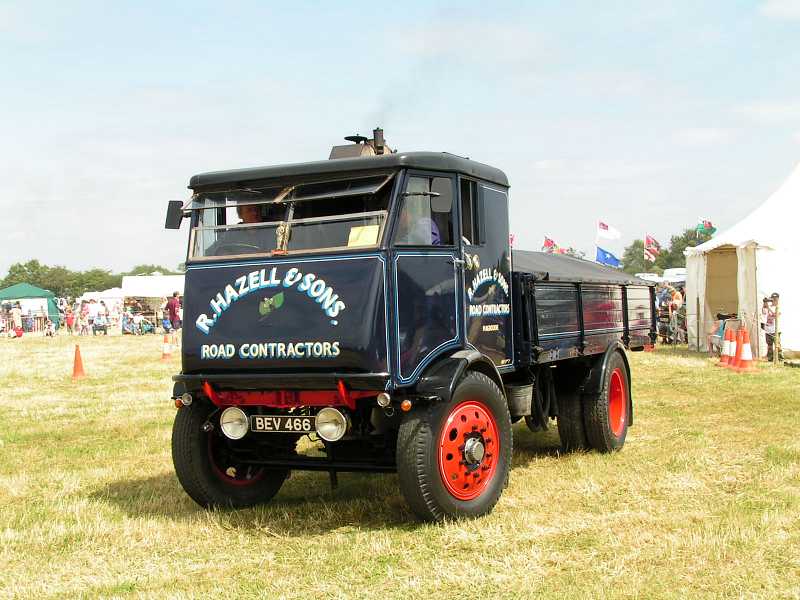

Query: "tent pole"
(754, 254), (760, 359)
(696, 297), (700, 351)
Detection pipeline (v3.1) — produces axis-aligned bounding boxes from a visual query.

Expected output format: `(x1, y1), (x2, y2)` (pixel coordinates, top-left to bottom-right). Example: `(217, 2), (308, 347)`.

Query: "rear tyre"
(582, 351), (630, 452)
(396, 371), (512, 521)
(171, 400), (288, 508)
(556, 369), (588, 452)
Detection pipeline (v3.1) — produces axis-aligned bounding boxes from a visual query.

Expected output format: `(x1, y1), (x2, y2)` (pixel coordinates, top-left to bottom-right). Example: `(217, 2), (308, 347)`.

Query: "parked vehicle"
(165, 129), (656, 521)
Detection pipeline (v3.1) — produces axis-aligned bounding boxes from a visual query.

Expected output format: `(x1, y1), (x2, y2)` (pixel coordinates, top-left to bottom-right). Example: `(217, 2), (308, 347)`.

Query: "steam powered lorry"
(165, 129), (656, 521)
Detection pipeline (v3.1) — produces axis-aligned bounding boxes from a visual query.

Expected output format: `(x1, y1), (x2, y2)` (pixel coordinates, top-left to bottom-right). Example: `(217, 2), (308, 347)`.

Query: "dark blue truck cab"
(166, 130), (656, 521)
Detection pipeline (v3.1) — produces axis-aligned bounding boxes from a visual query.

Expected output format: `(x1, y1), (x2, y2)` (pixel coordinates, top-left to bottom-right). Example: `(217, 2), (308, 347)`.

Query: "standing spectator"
(166, 291), (182, 346)
(11, 302), (23, 338)
(87, 299), (99, 330)
(80, 301), (89, 327)
(762, 292), (783, 361)
(78, 311), (90, 336)
(65, 307), (75, 335)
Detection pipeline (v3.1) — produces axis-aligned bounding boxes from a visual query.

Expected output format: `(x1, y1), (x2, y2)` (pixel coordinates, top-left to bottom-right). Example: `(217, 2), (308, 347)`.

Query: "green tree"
(1, 261), (122, 298)
(655, 228), (713, 270)
(621, 226), (714, 275)
(124, 264), (182, 276)
(621, 240), (659, 275)
(1, 260), (51, 290)
(79, 269), (122, 295)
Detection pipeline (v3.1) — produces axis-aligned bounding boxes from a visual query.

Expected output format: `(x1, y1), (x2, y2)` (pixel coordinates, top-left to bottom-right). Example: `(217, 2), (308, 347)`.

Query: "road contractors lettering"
(200, 341), (341, 360)
(195, 266), (346, 335)
(469, 303), (510, 317)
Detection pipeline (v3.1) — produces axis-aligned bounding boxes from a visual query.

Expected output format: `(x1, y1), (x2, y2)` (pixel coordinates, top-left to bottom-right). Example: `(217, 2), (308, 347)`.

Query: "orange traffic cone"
(728, 329), (744, 370)
(72, 344), (86, 380)
(161, 335), (172, 361)
(717, 328), (733, 366)
(735, 328), (756, 372)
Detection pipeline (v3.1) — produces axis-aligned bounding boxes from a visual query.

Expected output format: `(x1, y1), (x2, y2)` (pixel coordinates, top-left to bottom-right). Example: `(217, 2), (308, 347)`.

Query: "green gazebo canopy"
(0, 282), (59, 322)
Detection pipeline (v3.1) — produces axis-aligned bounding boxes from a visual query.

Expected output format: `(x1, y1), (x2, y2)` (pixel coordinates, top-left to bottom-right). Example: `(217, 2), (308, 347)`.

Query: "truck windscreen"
(188, 174), (394, 259)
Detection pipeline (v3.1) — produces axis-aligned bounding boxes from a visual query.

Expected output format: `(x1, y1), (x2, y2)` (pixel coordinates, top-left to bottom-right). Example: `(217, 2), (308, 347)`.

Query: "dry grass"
(1, 336), (799, 599)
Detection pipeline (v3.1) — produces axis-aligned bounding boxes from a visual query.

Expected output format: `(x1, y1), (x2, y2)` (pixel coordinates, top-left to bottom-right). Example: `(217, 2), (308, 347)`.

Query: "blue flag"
(596, 246), (621, 268)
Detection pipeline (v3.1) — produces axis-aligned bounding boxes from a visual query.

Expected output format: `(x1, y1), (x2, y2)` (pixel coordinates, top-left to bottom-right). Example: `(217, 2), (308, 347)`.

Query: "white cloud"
(532, 159), (566, 171)
(759, 0), (800, 19)
(732, 101), (800, 123)
(393, 22), (550, 66)
(673, 128), (733, 146)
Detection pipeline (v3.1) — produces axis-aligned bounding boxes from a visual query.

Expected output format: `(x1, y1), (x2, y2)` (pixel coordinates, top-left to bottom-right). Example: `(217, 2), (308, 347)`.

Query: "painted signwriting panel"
(182, 255), (388, 374)
(463, 184), (513, 367)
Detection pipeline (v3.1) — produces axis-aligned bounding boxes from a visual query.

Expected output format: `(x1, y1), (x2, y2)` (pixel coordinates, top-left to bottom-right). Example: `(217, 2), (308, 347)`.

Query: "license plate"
(250, 414), (315, 433)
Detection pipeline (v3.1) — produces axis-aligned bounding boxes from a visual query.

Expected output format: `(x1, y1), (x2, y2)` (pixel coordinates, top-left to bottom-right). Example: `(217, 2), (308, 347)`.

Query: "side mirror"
(165, 200), (184, 230)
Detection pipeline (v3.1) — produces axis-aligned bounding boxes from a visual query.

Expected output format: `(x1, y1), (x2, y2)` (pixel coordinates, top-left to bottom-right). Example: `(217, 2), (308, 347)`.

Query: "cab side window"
(460, 179), (484, 246)
(394, 176), (454, 246)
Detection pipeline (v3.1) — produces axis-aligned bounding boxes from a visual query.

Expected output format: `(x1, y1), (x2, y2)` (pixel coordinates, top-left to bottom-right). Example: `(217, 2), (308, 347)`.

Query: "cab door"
(459, 179), (513, 368)
(391, 171), (462, 385)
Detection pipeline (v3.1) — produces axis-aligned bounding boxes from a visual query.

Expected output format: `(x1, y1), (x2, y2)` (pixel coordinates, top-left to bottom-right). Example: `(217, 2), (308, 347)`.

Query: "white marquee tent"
(121, 275), (184, 298)
(685, 162), (800, 356)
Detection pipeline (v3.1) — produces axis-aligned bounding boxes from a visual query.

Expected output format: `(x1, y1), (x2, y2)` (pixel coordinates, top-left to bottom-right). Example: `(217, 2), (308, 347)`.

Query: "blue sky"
(2, 0), (799, 273)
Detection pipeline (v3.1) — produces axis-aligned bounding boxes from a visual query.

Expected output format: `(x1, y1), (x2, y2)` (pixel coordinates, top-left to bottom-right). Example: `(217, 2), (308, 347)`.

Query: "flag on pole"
(596, 246), (621, 268)
(696, 218), (716, 235)
(644, 234), (661, 263)
(596, 220), (622, 240)
(542, 237), (557, 253)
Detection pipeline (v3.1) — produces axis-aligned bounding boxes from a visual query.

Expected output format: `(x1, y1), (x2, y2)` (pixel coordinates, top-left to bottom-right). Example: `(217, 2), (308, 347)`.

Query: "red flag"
(644, 234), (661, 263)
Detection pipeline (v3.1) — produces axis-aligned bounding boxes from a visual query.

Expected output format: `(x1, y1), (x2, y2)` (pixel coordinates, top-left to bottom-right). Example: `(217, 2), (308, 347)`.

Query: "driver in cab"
(207, 203), (282, 256)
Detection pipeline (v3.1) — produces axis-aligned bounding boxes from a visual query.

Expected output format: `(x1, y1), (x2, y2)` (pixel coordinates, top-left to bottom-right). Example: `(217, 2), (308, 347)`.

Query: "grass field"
(1, 336), (799, 599)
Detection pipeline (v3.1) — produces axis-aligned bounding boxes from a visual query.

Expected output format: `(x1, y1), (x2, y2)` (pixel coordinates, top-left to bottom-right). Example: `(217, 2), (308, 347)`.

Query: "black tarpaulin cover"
(512, 250), (652, 286)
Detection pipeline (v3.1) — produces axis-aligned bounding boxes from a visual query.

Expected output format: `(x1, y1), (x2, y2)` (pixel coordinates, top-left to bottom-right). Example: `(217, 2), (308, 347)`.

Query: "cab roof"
(188, 151), (509, 190)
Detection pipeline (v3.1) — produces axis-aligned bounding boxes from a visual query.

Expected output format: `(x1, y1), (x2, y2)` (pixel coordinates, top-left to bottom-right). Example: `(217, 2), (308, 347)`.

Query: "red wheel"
(583, 350), (630, 452)
(437, 401), (500, 501)
(172, 400), (288, 508)
(608, 368), (627, 439)
(397, 371), (512, 521)
(207, 434), (266, 487)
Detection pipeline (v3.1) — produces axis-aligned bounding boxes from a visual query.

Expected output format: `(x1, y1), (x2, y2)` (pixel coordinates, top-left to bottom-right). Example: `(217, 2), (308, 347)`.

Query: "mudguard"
(581, 341), (633, 426)
(414, 349), (505, 404)
(172, 380), (189, 399)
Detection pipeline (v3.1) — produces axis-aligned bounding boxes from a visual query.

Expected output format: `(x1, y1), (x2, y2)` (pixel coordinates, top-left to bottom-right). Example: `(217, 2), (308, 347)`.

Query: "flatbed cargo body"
(511, 250), (655, 367)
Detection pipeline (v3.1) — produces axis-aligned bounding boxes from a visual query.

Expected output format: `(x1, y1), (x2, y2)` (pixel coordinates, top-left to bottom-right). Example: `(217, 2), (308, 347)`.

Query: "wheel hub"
(438, 400), (500, 501)
(463, 437), (485, 465)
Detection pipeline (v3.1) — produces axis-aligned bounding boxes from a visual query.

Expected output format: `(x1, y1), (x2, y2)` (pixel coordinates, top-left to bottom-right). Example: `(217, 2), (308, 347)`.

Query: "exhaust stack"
(329, 127), (393, 159)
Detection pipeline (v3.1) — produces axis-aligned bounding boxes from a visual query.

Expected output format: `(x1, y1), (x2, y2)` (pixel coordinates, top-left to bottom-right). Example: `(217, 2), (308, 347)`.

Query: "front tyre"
(171, 400), (288, 509)
(396, 371), (512, 521)
(582, 351), (630, 452)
